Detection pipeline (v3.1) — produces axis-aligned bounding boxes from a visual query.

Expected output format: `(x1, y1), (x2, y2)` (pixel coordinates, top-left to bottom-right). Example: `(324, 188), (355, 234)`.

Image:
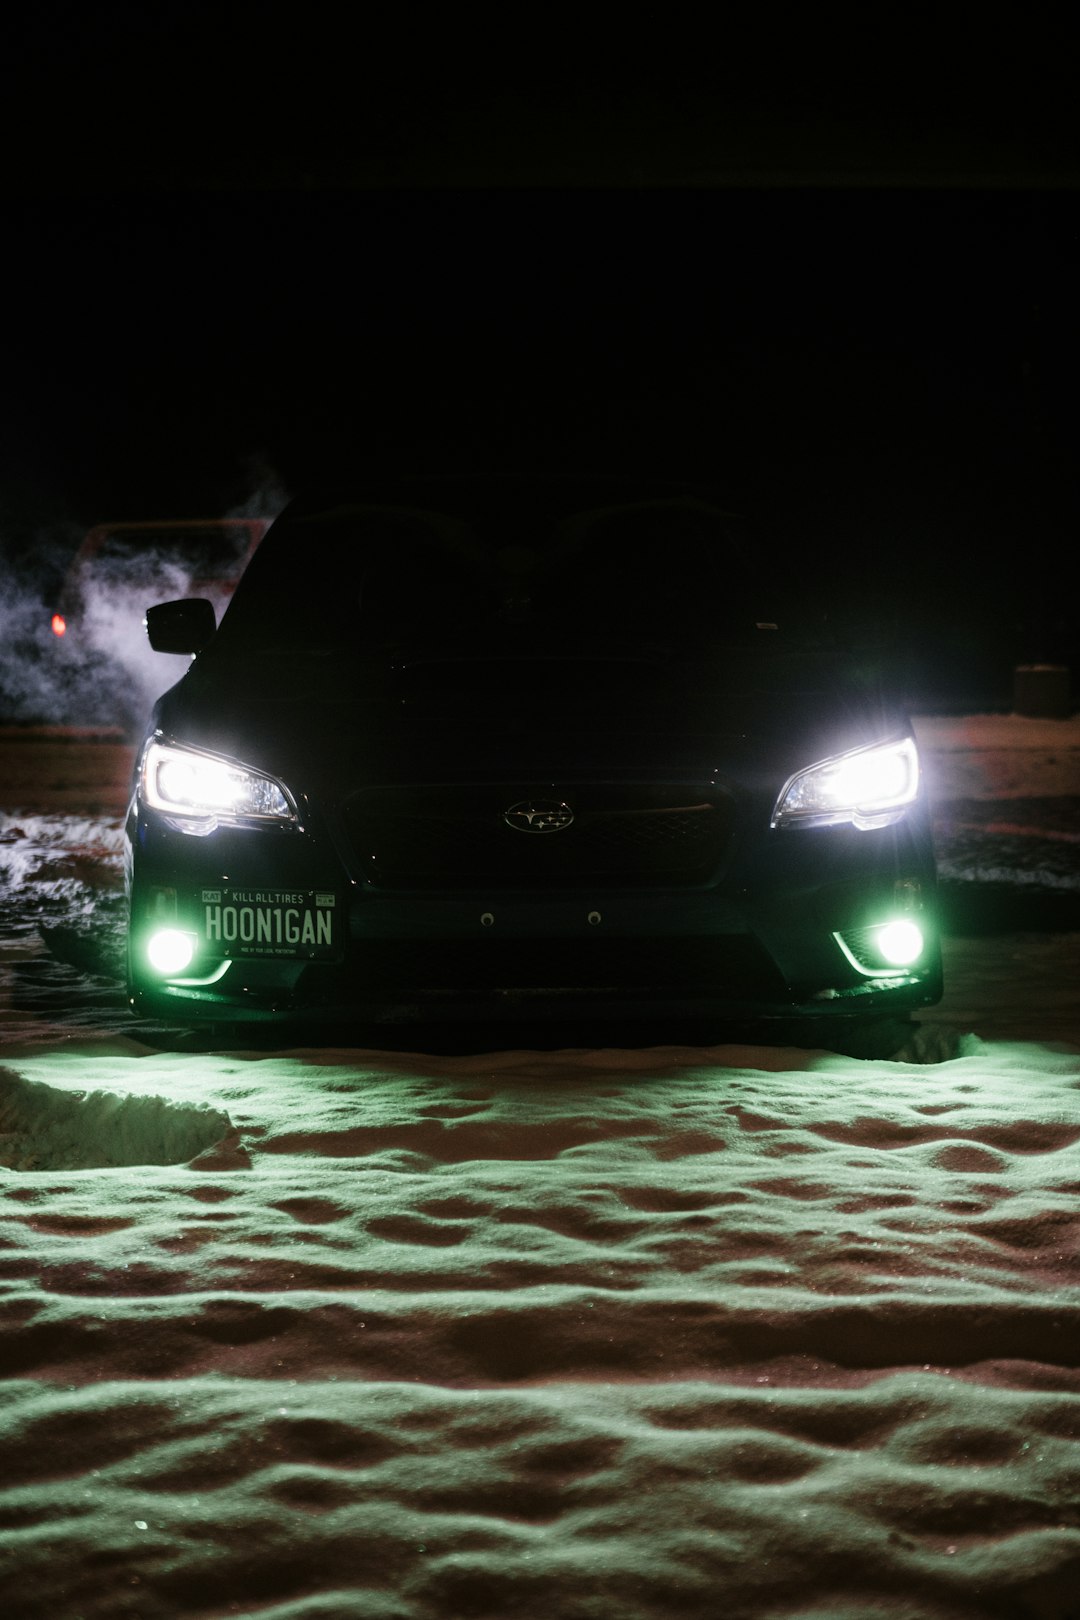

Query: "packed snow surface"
(3, 1034), (1080, 1618)
(0, 716), (1078, 1617)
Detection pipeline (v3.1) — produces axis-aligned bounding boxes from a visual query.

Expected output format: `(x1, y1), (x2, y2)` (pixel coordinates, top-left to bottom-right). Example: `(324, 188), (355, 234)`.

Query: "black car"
(125, 480), (942, 1038)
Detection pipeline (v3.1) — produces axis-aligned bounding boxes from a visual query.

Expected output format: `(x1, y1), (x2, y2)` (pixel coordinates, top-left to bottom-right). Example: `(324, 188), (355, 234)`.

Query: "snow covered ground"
(1, 716), (1079, 1618)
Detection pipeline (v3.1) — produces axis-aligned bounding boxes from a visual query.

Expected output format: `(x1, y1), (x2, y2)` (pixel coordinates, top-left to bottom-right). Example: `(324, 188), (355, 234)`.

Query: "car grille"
(340, 785), (734, 890)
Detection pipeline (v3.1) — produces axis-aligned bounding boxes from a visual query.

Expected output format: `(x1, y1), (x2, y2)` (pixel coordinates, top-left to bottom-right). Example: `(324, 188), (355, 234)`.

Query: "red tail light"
(51, 614), (67, 637)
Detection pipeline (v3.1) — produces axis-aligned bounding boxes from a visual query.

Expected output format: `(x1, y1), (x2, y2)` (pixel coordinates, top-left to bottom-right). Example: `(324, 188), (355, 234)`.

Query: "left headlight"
(141, 740), (298, 826)
(772, 736), (920, 830)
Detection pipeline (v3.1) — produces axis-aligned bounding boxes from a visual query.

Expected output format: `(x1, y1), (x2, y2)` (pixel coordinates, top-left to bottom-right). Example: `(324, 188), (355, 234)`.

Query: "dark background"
(2, 9), (1078, 710)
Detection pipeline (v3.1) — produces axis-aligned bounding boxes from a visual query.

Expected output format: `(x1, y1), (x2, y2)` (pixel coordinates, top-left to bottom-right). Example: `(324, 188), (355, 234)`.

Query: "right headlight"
(772, 736), (920, 830)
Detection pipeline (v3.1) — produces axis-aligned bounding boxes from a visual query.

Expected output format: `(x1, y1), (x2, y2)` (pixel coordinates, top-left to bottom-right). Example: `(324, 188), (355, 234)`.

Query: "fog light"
(148, 929), (196, 975)
(876, 919), (924, 967)
(834, 918), (929, 977)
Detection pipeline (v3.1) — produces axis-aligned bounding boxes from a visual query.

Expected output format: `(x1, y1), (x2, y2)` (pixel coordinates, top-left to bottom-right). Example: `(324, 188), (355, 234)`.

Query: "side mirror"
(145, 598), (217, 654)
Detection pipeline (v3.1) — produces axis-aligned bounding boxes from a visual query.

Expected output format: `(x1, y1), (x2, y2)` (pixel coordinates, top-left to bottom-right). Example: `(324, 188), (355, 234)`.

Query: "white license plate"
(198, 888), (339, 960)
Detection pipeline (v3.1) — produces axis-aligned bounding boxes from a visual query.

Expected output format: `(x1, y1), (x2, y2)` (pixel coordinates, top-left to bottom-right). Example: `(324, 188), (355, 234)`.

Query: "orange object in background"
(51, 614), (67, 636)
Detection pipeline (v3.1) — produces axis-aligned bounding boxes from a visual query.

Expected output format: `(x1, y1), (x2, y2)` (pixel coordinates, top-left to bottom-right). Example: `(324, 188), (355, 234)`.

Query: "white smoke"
(0, 555), (188, 732)
(74, 560), (200, 725)
(224, 451), (290, 523)
(0, 458), (289, 732)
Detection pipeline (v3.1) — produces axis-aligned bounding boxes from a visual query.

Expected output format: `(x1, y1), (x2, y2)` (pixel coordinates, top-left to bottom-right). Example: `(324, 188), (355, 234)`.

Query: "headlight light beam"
(141, 741), (297, 826)
(772, 736), (920, 830)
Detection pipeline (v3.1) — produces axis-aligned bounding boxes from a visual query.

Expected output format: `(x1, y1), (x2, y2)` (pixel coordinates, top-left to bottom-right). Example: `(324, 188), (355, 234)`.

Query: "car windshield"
(217, 486), (776, 653)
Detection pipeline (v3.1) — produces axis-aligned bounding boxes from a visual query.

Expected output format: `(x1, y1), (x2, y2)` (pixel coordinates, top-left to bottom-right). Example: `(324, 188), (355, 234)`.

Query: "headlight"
(772, 736), (920, 830)
(141, 740), (297, 826)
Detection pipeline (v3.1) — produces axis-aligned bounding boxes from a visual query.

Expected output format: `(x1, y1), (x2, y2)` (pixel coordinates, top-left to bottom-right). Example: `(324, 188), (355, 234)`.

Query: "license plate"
(198, 888), (340, 960)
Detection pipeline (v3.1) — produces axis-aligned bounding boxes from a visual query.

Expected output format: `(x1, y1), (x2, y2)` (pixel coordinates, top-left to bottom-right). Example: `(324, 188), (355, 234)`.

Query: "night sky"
(2, 14), (1078, 707)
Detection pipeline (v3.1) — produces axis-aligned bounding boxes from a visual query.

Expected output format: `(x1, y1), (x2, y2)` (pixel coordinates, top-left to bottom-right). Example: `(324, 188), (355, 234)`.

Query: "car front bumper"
(126, 794), (943, 1026)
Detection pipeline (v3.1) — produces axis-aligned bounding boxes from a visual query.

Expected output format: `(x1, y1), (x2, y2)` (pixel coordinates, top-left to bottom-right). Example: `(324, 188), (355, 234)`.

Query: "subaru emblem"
(504, 799), (574, 834)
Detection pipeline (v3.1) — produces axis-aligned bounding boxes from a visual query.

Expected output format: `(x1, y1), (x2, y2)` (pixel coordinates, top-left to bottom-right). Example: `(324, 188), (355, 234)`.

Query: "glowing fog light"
(147, 929), (196, 975)
(876, 919), (924, 967)
(833, 917), (929, 977)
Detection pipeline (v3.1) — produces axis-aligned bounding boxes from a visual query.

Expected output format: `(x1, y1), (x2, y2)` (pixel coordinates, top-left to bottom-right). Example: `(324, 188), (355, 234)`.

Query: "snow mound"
(0, 1067), (230, 1171)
